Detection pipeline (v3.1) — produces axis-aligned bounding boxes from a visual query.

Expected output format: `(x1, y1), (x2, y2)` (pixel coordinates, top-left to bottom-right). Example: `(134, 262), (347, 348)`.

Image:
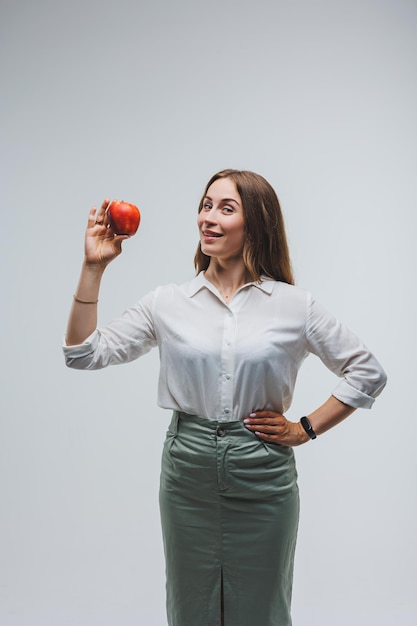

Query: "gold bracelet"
(73, 294), (98, 304)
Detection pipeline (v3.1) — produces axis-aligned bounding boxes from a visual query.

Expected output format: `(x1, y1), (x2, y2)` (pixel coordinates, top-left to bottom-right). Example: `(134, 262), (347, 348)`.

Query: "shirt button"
(224, 408), (230, 414)
(217, 426), (226, 437)
(225, 374), (231, 380)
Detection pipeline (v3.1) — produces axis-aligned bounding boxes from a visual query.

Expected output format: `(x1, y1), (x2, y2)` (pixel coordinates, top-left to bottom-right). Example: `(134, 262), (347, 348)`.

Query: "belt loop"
(171, 410), (180, 435)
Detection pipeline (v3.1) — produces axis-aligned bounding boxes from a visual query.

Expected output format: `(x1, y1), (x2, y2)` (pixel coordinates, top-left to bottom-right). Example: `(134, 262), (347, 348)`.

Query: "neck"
(204, 260), (251, 301)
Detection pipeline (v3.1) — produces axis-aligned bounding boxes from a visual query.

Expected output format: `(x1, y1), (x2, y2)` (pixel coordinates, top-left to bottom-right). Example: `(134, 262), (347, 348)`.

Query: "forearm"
(65, 262), (106, 346)
(305, 395), (356, 439)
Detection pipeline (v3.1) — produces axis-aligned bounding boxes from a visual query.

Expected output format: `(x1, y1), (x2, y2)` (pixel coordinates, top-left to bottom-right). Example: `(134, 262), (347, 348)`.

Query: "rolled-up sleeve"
(63, 290), (158, 370)
(306, 295), (387, 408)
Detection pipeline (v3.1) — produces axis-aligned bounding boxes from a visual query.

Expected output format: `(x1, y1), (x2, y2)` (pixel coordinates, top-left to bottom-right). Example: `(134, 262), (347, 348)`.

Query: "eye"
(202, 202), (212, 211)
(222, 206), (234, 214)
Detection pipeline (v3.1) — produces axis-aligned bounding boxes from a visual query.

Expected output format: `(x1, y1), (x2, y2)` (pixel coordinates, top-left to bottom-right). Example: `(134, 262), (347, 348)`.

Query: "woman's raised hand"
(84, 198), (129, 267)
(65, 198), (131, 346)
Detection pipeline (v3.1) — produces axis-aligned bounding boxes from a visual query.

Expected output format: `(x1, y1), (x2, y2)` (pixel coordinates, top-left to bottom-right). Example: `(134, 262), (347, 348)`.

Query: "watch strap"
(300, 416), (317, 440)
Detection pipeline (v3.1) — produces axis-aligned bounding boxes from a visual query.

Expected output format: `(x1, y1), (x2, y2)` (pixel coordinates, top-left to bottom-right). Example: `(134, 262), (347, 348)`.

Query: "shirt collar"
(184, 272), (275, 298)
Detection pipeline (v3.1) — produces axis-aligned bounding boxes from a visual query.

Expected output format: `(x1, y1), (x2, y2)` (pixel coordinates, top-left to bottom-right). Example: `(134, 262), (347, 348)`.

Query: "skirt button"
(216, 426), (226, 437)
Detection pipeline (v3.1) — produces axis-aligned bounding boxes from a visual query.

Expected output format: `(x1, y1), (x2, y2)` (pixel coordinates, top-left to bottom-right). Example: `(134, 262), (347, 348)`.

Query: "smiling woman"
(197, 177), (246, 281)
(194, 169), (294, 287)
(63, 169), (386, 626)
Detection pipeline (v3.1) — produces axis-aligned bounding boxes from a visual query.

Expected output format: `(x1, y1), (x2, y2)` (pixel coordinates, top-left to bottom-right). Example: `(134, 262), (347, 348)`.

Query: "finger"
(249, 411), (283, 419)
(254, 431), (281, 443)
(113, 234), (130, 250)
(244, 416), (285, 426)
(106, 234), (130, 257)
(94, 198), (111, 225)
(248, 424), (285, 434)
(87, 206), (97, 227)
(245, 418), (281, 426)
(255, 431), (276, 439)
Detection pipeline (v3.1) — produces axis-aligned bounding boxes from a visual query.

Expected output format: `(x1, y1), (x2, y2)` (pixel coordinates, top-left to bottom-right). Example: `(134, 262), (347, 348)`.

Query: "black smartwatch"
(300, 416), (317, 440)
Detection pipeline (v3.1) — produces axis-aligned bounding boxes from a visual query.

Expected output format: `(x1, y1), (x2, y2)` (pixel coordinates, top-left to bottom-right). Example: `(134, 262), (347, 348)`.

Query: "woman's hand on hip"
(84, 199), (129, 267)
(244, 411), (309, 447)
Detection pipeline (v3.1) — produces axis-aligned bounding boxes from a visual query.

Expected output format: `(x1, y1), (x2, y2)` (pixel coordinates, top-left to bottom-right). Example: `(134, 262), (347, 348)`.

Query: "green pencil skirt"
(159, 411), (299, 626)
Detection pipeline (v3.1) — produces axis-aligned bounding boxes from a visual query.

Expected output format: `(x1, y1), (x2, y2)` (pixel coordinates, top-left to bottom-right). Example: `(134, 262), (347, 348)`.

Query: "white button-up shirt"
(63, 274), (387, 422)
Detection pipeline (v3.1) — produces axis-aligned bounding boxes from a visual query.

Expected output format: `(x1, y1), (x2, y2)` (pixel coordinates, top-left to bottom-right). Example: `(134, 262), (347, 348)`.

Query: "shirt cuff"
(332, 380), (376, 410)
(62, 330), (99, 359)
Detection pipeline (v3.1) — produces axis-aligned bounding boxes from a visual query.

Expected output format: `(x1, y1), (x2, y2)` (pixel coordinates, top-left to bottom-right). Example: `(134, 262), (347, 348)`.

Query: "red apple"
(106, 200), (141, 235)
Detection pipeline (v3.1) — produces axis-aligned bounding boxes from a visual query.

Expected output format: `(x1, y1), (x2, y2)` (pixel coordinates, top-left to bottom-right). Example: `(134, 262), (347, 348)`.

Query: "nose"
(199, 207), (217, 225)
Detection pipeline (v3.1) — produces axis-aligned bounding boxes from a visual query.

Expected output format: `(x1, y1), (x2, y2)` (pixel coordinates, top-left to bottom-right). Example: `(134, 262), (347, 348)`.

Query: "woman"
(64, 169), (387, 626)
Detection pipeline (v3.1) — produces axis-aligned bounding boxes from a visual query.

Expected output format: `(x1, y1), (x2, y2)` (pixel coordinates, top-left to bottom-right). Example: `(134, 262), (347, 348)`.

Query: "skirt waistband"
(171, 410), (246, 436)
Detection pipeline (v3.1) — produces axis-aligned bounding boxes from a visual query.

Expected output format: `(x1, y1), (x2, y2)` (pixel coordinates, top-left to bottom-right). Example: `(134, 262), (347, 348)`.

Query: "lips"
(202, 230), (222, 238)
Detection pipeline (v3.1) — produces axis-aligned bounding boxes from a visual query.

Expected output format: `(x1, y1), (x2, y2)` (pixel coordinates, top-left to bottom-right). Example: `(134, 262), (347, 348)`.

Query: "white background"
(1, 0), (416, 624)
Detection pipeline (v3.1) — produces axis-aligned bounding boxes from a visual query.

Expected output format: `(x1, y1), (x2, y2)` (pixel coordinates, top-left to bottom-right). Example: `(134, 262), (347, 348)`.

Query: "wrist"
(300, 416), (317, 440)
(292, 420), (310, 445)
(82, 259), (107, 274)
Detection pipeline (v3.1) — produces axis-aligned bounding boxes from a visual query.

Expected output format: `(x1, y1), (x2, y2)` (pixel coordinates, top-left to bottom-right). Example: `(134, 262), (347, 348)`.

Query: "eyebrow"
(204, 195), (240, 205)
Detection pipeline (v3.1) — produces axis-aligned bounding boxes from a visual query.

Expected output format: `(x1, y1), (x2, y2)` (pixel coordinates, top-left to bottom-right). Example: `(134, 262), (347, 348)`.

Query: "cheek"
(230, 221), (245, 241)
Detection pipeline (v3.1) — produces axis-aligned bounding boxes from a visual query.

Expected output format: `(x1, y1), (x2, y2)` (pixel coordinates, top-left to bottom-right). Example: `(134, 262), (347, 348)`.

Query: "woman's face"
(197, 177), (245, 262)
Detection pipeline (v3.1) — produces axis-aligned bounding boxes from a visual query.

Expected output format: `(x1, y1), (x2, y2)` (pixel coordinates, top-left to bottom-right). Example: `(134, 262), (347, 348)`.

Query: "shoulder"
(266, 280), (312, 306)
(134, 277), (198, 309)
(254, 281), (313, 327)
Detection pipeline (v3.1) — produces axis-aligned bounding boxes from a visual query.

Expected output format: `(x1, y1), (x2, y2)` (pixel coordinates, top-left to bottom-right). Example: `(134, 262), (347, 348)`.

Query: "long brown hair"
(194, 169), (294, 285)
